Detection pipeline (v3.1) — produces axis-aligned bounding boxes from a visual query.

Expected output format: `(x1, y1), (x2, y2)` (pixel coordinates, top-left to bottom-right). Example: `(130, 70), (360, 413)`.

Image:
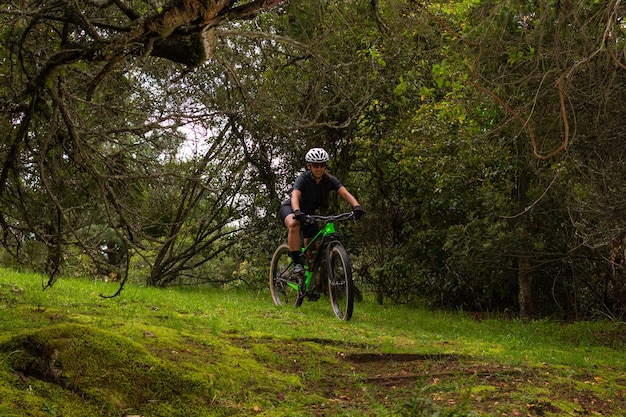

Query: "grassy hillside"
(1, 267), (626, 416)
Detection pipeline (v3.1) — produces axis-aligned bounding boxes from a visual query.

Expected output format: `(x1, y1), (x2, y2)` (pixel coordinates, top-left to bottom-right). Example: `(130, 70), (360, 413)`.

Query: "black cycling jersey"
(281, 171), (343, 214)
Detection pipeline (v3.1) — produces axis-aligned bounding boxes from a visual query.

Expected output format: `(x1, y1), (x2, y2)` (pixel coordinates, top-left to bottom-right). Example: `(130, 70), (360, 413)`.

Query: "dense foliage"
(2, 0), (626, 319)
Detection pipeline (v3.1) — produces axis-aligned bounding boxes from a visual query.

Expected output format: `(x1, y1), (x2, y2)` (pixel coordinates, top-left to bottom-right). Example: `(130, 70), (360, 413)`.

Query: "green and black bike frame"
(290, 220), (340, 294)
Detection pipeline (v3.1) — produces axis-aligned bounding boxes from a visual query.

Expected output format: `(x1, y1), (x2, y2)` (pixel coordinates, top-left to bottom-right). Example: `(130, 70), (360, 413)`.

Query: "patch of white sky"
(175, 119), (217, 161)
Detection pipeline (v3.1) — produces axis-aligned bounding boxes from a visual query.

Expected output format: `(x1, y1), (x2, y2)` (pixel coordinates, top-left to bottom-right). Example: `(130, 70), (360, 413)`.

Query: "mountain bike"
(269, 212), (355, 320)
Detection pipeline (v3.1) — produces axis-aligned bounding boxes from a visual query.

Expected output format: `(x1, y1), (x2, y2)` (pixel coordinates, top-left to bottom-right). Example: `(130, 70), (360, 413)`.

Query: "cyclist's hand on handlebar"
(293, 210), (306, 223)
(352, 205), (366, 220)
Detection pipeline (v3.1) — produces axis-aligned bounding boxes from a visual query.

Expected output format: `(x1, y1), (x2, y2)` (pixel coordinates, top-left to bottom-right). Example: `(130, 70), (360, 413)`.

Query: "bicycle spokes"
(269, 244), (304, 307)
(327, 243), (354, 320)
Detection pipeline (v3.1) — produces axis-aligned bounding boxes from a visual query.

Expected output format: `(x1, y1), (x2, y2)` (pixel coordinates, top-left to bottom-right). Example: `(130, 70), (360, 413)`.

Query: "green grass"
(1, 267), (626, 416)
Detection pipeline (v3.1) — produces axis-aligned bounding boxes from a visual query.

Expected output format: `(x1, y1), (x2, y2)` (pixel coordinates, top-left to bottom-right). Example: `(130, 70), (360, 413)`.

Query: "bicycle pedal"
(296, 275), (305, 289)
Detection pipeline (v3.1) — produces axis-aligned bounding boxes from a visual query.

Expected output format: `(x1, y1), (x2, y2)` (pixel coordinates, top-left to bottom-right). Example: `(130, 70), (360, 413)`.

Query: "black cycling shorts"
(279, 204), (319, 239)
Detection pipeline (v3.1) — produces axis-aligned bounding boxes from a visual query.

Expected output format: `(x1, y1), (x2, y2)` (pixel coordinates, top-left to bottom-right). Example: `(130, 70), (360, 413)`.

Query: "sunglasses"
(310, 162), (327, 168)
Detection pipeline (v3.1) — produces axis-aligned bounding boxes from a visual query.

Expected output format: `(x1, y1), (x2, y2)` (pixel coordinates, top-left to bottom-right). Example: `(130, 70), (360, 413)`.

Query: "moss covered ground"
(1, 268), (626, 416)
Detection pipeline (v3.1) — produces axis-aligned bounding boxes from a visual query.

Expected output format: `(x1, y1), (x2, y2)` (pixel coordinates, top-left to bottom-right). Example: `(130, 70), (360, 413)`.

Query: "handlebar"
(303, 212), (355, 225)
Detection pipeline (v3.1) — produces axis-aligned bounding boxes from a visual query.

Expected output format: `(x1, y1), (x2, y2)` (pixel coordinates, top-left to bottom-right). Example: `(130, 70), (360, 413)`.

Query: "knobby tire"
(269, 243), (303, 307)
(327, 242), (354, 320)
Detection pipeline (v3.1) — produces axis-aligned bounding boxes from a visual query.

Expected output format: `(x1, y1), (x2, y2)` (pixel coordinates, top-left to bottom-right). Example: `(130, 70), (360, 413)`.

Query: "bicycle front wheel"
(326, 242), (354, 320)
(270, 243), (303, 307)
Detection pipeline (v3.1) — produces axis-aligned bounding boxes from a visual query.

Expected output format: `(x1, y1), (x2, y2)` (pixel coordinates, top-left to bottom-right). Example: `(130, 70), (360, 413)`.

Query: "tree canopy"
(3, 0), (626, 319)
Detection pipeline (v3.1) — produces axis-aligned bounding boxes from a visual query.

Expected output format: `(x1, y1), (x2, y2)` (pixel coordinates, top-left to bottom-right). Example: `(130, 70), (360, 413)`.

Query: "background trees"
(3, 0), (626, 319)
(0, 0), (287, 291)
(431, 0), (626, 319)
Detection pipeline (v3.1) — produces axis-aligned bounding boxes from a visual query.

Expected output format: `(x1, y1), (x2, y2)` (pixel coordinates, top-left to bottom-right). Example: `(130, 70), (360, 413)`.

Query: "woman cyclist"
(279, 148), (365, 274)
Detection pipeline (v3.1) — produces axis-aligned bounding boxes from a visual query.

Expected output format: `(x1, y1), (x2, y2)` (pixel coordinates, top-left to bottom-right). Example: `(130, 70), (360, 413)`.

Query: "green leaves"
(394, 76), (407, 96)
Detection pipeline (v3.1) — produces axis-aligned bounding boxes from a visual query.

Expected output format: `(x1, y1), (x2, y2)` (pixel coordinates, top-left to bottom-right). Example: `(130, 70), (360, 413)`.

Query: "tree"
(194, 0), (387, 283)
(0, 0), (286, 291)
(456, 0), (626, 318)
(4, 0), (626, 320)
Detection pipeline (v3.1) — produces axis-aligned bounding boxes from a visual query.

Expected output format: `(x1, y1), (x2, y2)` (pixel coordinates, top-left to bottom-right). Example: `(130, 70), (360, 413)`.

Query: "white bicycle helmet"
(305, 148), (329, 163)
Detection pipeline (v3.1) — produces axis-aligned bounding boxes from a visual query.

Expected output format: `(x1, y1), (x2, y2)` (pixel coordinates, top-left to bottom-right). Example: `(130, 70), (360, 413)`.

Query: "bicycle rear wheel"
(269, 243), (303, 307)
(326, 242), (354, 320)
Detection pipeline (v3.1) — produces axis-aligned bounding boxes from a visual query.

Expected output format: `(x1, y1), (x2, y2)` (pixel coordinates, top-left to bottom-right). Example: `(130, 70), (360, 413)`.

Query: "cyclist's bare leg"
(284, 214), (305, 280)
(284, 214), (301, 252)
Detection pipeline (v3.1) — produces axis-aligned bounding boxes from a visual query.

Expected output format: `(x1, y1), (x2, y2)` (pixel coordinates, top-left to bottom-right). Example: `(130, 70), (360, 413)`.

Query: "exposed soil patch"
(346, 352), (464, 363)
(337, 350), (624, 416)
(224, 334), (626, 415)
